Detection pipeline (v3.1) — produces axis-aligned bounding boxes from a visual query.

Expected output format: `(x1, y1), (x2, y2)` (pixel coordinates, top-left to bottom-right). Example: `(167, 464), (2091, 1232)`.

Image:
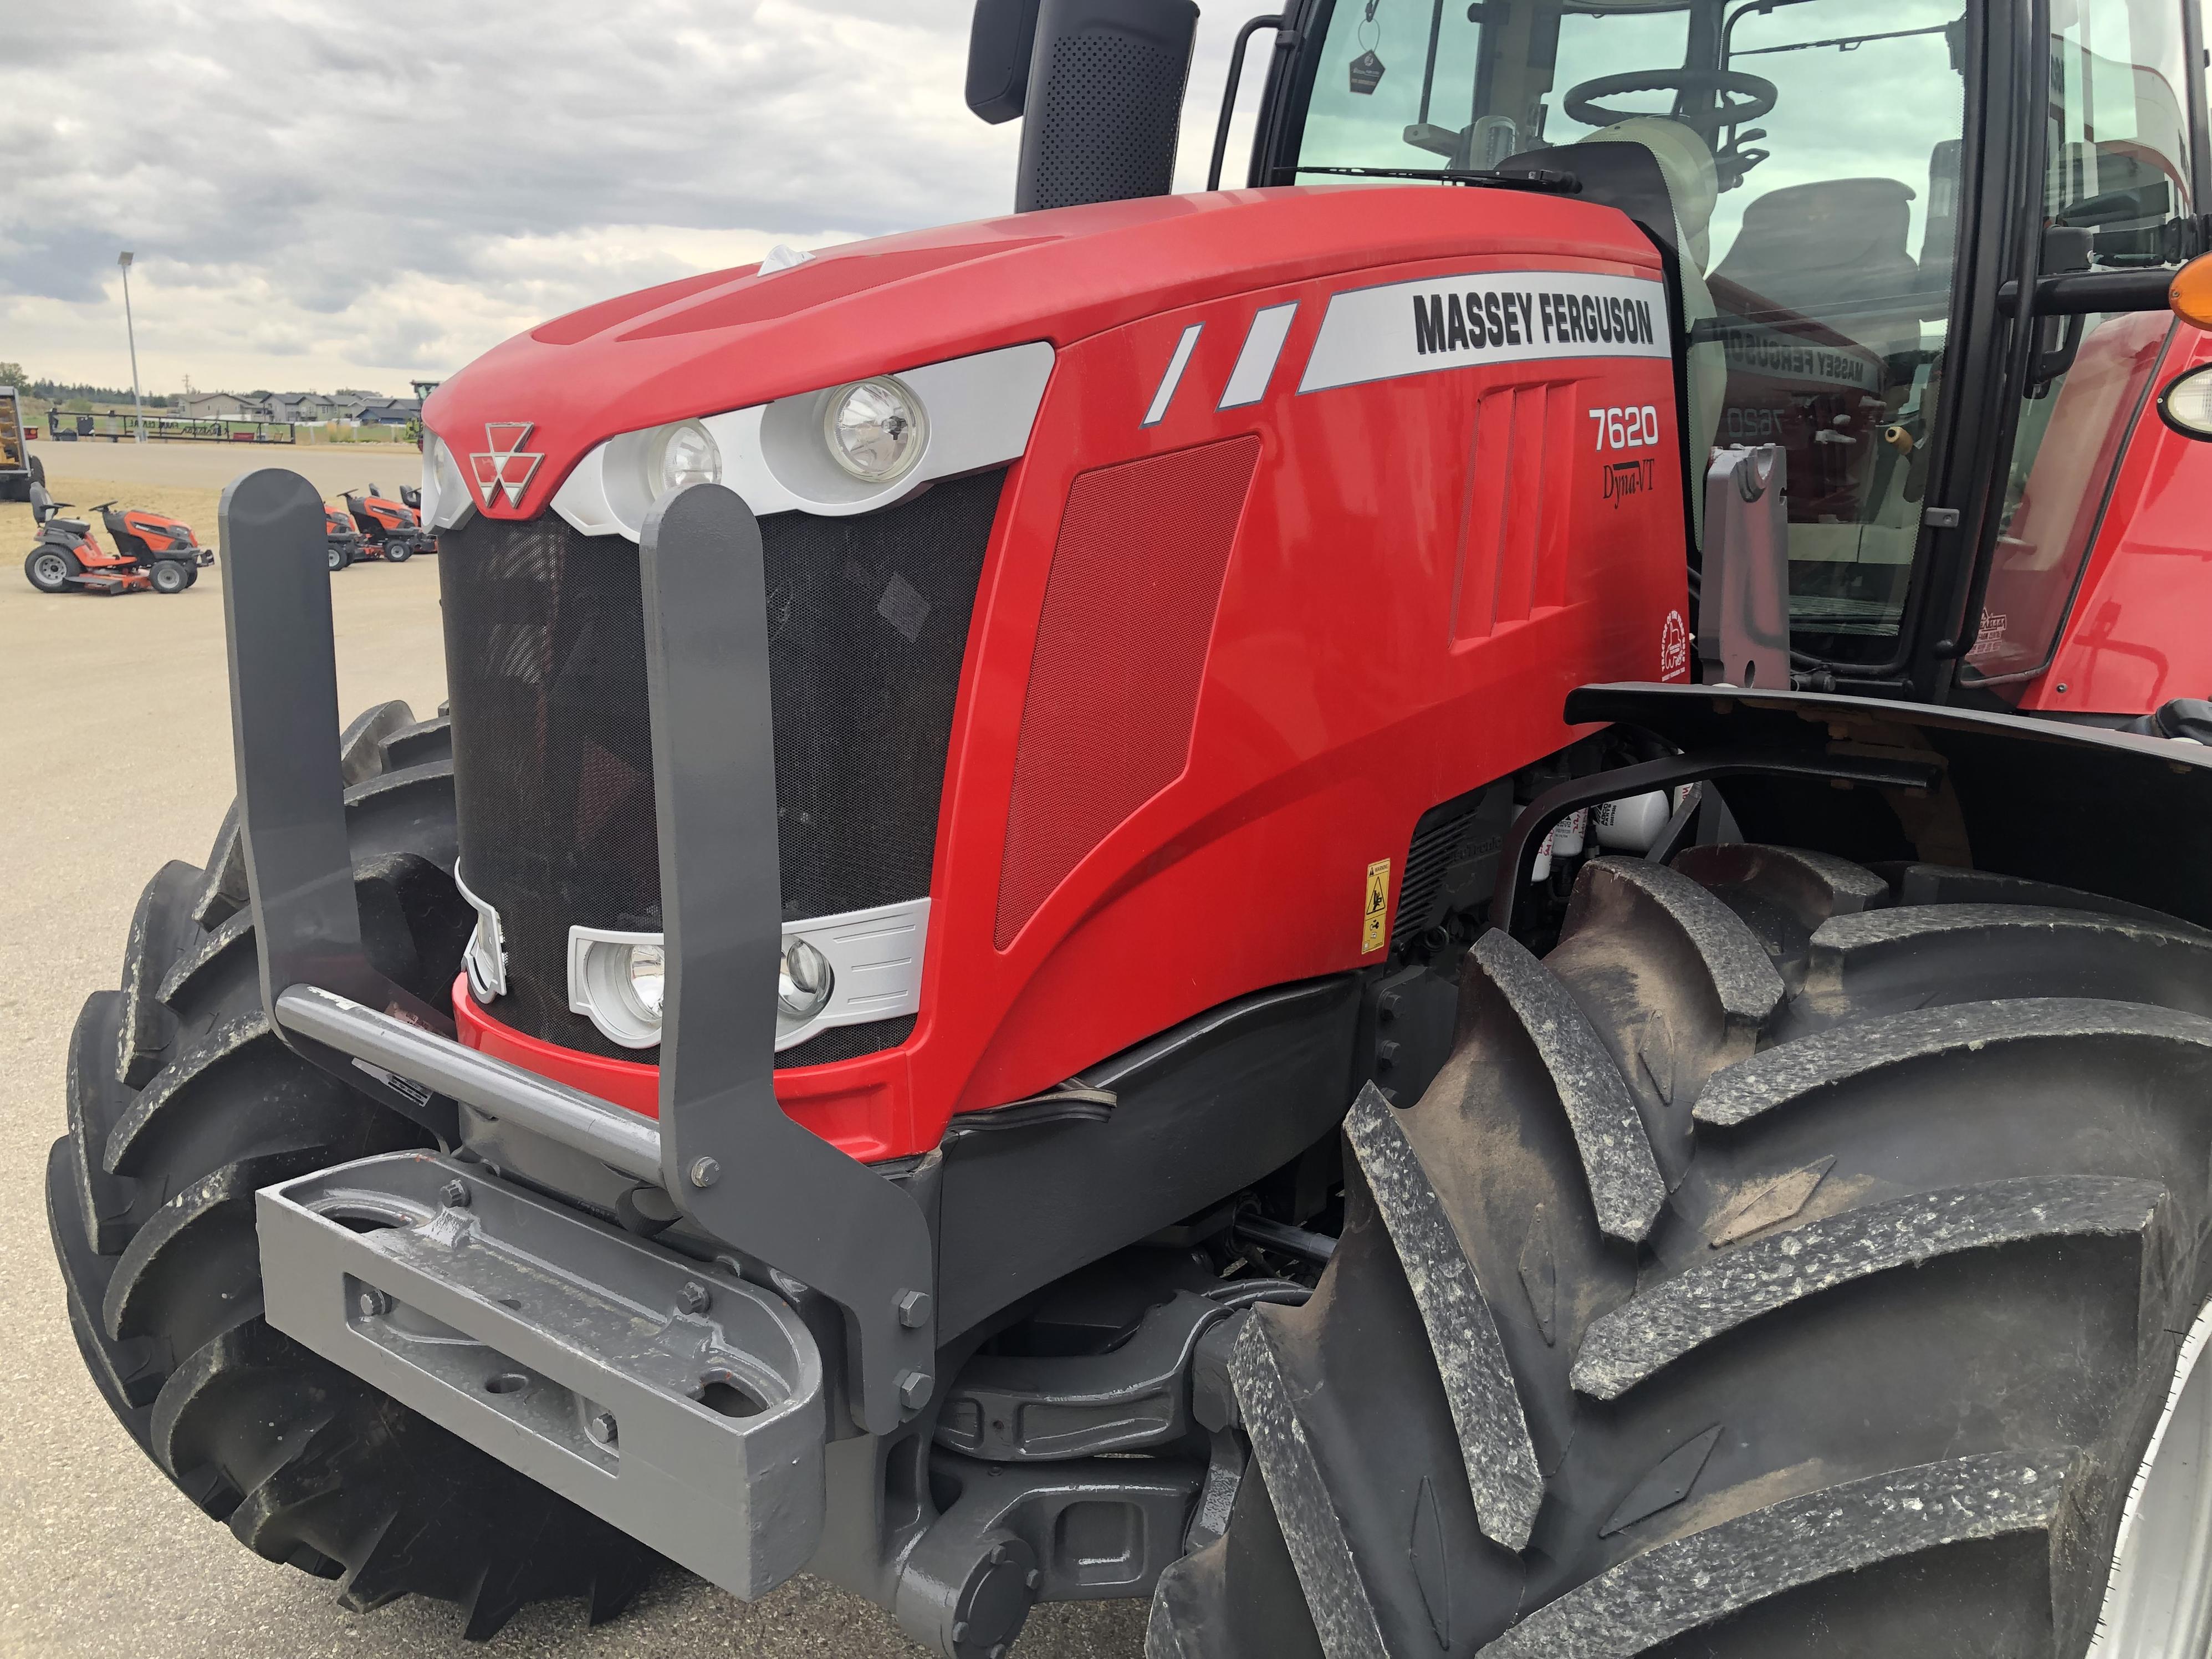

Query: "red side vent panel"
(994, 436), (1262, 950)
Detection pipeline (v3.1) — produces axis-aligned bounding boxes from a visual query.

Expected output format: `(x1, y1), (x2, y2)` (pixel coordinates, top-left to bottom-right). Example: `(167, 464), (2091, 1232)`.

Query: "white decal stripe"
(1299, 269), (1671, 396)
(1143, 323), (1205, 427)
(1219, 302), (1300, 410)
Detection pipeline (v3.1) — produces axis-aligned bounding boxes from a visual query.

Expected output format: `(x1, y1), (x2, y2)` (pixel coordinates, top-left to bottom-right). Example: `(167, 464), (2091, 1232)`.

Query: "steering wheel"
(1561, 68), (1779, 130)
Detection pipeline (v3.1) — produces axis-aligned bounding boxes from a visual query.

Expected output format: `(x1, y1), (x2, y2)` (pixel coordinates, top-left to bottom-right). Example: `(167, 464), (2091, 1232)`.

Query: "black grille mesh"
(440, 469), (1004, 1062)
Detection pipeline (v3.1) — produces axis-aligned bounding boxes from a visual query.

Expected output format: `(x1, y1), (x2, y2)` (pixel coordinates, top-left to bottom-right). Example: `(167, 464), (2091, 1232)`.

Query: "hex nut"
(440, 1178), (471, 1208)
(896, 1288), (933, 1329)
(897, 1369), (933, 1411)
(688, 1156), (721, 1188)
(678, 1281), (713, 1316)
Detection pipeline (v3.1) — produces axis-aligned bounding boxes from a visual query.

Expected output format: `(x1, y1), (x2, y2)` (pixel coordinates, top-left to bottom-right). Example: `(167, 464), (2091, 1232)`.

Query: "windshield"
(1295, 0), (1970, 659)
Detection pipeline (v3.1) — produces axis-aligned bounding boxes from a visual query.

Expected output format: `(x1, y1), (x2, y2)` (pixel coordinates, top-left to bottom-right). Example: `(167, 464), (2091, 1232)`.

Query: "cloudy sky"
(0, 1), (1269, 397)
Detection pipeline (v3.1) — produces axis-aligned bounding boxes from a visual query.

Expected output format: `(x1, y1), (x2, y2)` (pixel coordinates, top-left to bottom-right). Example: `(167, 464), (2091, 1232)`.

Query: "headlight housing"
(823, 377), (927, 483)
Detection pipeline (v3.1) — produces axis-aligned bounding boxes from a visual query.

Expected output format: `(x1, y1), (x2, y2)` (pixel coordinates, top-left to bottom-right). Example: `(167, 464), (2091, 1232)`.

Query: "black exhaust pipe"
(968, 0), (1199, 213)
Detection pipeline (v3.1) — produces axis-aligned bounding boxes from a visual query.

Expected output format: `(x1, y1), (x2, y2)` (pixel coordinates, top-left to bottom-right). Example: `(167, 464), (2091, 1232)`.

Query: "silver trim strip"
(1144, 324), (1204, 427)
(1219, 303), (1298, 410)
(274, 984), (662, 1181)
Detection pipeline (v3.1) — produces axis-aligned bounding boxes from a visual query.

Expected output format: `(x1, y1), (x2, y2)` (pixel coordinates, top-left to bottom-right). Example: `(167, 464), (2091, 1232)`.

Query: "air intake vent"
(994, 436), (1260, 948)
(440, 469), (1005, 1063)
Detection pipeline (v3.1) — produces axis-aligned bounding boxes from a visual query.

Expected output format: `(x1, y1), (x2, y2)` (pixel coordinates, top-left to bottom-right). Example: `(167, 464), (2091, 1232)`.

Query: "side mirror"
(967, 0), (1041, 123)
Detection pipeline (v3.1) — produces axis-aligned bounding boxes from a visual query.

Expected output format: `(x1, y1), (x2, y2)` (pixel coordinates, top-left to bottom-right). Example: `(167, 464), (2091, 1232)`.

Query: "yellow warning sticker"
(1362, 859), (1391, 954)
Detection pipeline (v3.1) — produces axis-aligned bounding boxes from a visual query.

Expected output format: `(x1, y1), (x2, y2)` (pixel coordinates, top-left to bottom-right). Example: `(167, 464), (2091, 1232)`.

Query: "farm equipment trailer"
(45, 0), (2212, 1655)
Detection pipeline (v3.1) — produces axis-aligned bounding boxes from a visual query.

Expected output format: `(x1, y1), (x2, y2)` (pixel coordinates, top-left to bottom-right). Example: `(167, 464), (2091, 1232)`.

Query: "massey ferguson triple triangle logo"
(471, 422), (543, 507)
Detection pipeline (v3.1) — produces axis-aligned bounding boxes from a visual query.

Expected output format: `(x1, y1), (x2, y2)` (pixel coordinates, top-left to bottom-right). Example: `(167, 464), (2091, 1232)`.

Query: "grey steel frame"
(218, 469), (935, 1440)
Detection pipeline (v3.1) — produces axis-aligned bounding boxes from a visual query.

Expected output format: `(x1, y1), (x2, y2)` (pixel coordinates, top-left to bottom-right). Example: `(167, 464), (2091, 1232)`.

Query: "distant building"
(179, 391), (269, 421)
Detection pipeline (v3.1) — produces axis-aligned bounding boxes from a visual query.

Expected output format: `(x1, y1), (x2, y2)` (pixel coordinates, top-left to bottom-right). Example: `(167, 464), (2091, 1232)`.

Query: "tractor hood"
(421, 183), (1659, 530)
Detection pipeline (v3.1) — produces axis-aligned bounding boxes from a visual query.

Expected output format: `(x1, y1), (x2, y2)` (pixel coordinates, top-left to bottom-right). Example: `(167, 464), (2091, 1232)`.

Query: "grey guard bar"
(639, 482), (935, 1438)
(274, 985), (662, 1182)
(219, 469), (458, 1142)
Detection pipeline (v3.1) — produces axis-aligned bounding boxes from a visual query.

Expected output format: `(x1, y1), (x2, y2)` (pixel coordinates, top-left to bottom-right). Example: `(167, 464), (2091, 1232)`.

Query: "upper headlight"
(652, 421), (723, 493)
(2159, 363), (2212, 440)
(824, 377), (927, 483)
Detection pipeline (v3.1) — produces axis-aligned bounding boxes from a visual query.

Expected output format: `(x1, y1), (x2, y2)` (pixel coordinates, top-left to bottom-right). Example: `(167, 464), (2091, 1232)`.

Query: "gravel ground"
(0, 442), (1145, 1659)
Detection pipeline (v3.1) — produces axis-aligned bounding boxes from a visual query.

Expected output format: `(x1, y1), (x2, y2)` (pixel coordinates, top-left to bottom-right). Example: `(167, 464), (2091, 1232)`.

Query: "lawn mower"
(324, 505), (368, 571)
(335, 483), (435, 561)
(22, 486), (212, 594)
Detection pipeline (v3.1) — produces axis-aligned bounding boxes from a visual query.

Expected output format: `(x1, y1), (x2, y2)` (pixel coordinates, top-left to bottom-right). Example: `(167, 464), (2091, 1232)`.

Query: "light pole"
(118, 251), (144, 444)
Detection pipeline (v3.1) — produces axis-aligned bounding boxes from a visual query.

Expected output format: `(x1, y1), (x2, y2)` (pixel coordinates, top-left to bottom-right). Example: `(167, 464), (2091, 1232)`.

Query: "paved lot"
(0, 442), (1144, 1658)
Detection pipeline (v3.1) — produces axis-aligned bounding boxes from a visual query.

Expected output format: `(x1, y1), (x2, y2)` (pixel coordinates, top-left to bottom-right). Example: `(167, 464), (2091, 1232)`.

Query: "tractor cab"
(1238, 0), (2209, 706)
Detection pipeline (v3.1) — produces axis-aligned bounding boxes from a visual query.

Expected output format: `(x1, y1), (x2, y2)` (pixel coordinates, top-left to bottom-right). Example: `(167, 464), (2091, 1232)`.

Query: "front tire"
(47, 701), (655, 1637)
(1154, 848), (2212, 1658)
(150, 560), (188, 594)
(327, 544), (350, 572)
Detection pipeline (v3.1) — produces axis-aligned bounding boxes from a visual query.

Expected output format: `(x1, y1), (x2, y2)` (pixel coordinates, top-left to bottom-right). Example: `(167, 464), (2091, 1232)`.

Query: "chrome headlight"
(568, 928), (666, 1049)
(778, 937), (834, 1020)
(651, 420), (722, 493)
(823, 377), (926, 483)
(2159, 363), (2212, 440)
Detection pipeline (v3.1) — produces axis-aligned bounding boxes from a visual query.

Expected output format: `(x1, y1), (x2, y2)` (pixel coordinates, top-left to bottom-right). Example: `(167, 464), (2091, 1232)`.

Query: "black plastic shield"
(217, 468), (457, 1140)
(639, 482), (935, 1437)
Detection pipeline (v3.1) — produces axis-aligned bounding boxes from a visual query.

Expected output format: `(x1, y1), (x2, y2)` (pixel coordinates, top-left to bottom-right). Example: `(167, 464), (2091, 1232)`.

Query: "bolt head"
(678, 1280), (712, 1316)
(897, 1369), (933, 1411)
(688, 1156), (721, 1188)
(440, 1178), (471, 1208)
(895, 1288), (932, 1329)
(355, 1288), (390, 1319)
(586, 1410), (619, 1447)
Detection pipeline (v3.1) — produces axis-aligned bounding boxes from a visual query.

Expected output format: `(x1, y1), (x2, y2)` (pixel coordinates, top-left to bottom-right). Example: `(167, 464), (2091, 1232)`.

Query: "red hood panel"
(423, 185), (1661, 521)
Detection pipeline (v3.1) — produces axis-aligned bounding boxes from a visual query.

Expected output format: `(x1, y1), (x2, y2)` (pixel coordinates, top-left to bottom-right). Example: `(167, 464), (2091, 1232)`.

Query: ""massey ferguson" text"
(1413, 288), (1658, 356)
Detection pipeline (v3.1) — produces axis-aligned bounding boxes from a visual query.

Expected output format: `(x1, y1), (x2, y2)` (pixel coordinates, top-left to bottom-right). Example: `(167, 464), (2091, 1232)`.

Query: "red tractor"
(22, 487), (213, 594)
(46, 1), (2212, 1655)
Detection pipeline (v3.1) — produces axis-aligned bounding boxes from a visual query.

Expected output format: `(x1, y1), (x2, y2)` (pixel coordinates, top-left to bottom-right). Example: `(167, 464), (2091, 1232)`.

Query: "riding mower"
(323, 505), (369, 571)
(22, 485), (213, 594)
(335, 484), (435, 562)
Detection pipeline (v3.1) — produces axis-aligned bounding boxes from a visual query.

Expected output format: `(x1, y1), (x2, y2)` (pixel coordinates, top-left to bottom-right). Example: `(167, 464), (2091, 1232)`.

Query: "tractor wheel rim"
(33, 553), (65, 585)
(2092, 1297), (2212, 1656)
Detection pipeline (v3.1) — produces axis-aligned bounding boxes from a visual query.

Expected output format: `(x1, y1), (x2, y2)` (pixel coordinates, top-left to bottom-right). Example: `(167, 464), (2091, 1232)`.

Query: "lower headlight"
(627, 943), (665, 1019)
(568, 930), (666, 1049)
(779, 938), (834, 1020)
(2159, 364), (2212, 440)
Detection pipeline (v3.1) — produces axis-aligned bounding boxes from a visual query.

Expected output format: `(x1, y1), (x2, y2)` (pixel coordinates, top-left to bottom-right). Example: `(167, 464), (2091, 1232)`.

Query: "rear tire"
(47, 701), (656, 1637)
(1153, 849), (2212, 1658)
(26, 547), (78, 592)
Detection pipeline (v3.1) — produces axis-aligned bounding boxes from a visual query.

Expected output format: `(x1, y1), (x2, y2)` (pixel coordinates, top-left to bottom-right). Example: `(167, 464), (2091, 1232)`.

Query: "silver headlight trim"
(548, 340), (1054, 539)
(419, 431), (476, 532)
(563, 899), (929, 1054)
